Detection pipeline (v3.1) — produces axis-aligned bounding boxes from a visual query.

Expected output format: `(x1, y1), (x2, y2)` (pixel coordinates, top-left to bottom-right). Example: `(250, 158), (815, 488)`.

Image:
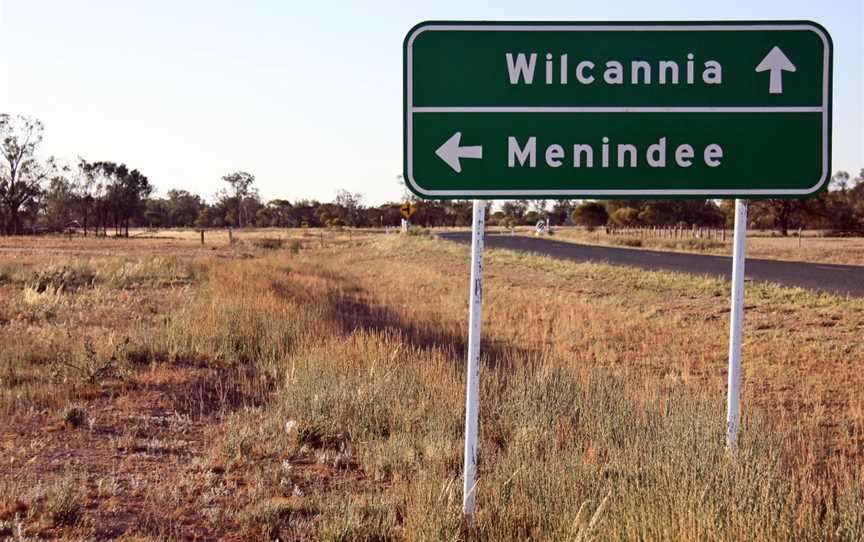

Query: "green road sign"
(403, 21), (832, 199)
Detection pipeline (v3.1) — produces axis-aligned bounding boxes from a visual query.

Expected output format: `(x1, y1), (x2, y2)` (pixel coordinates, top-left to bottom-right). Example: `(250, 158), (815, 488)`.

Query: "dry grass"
(0, 227), (380, 259)
(534, 226), (864, 266)
(0, 230), (861, 539)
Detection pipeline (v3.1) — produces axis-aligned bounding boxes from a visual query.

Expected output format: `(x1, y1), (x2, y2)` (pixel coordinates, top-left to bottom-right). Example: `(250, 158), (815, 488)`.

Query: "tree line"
(2, 114), (862, 236)
(568, 174), (864, 235)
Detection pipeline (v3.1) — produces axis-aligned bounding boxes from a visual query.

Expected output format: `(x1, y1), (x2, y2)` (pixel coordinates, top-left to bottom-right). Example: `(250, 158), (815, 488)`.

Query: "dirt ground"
(0, 229), (861, 540)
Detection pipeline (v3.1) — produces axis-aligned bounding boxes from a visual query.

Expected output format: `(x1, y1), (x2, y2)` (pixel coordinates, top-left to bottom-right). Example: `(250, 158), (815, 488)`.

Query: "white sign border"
(404, 22), (832, 198)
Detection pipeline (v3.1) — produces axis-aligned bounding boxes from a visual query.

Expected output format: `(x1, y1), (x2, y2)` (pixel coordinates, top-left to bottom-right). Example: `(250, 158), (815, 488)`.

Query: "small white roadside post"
(463, 199), (486, 518)
(726, 199), (748, 450)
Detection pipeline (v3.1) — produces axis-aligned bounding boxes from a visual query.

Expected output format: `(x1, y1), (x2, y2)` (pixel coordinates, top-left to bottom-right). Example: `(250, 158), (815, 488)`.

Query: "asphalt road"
(438, 231), (864, 297)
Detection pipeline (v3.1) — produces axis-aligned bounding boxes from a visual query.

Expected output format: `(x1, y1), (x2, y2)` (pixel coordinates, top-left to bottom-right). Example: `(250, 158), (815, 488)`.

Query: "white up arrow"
(435, 132), (483, 173)
(755, 46), (796, 94)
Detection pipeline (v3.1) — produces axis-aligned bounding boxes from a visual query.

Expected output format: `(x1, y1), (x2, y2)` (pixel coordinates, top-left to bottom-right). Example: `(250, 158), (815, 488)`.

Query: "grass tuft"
(44, 476), (84, 527)
(61, 405), (89, 429)
(252, 237), (286, 250)
(238, 498), (317, 540)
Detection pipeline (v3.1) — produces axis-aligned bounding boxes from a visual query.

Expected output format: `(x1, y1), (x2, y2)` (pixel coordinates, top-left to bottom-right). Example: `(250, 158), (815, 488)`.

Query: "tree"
(605, 200), (645, 215)
(815, 170), (864, 233)
(529, 199), (548, 214)
(501, 200), (528, 223)
(164, 189), (203, 227)
(195, 205), (224, 228)
(852, 170), (864, 230)
(144, 198), (167, 228)
(109, 164), (153, 235)
(373, 202), (403, 228)
(255, 207), (273, 227)
(636, 200), (725, 227)
(447, 200), (473, 227)
(718, 200), (736, 228)
(221, 171), (257, 227)
(78, 161), (152, 236)
(290, 199), (322, 227)
(572, 201), (609, 229)
(42, 174), (78, 231)
(335, 189), (363, 227)
(609, 207), (640, 226)
(71, 159), (92, 235)
(264, 199), (295, 227)
(749, 199), (817, 236)
(411, 200), (446, 227)
(77, 158), (113, 236)
(0, 115), (54, 234)
(550, 200), (576, 225)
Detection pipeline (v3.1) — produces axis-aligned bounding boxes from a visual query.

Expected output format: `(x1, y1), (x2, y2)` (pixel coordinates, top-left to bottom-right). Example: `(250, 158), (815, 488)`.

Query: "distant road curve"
(437, 231), (864, 298)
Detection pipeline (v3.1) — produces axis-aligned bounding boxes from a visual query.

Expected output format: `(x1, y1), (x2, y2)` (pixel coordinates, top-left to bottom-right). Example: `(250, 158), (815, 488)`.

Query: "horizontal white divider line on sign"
(411, 106), (824, 113)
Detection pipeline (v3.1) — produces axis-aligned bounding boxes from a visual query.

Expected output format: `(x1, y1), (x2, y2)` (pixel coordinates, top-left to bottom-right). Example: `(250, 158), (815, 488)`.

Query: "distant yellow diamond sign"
(400, 201), (417, 219)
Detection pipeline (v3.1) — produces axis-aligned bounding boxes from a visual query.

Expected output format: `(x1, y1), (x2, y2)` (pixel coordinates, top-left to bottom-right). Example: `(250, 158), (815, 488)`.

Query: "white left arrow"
(435, 132), (483, 173)
(755, 46), (796, 94)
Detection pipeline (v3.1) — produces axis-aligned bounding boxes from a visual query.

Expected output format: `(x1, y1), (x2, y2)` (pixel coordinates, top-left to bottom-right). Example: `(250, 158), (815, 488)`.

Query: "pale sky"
(1, 0), (861, 204)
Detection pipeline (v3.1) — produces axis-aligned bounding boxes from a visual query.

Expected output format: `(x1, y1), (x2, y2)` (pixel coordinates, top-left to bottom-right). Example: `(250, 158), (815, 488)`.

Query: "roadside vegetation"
(517, 225), (864, 266)
(0, 231), (862, 540)
(2, 114), (861, 237)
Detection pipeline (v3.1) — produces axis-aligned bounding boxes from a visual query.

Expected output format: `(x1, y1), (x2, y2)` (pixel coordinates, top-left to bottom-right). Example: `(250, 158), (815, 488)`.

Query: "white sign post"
(726, 199), (748, 450)
(462, 199), (486, 518)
